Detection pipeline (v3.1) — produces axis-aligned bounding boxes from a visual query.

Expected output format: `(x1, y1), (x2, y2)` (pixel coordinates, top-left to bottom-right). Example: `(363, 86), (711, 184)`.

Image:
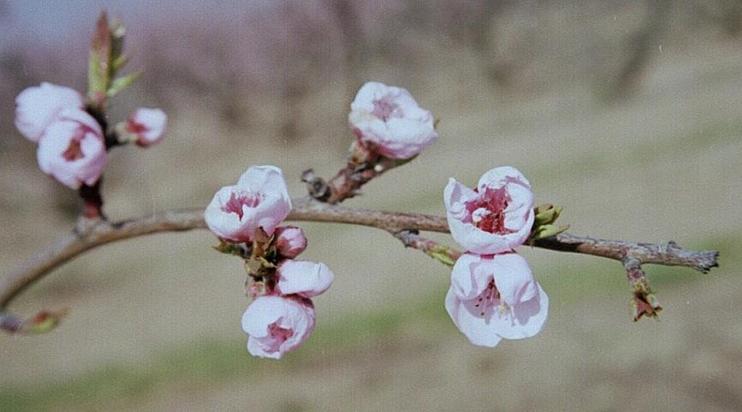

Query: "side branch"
(0, 197), (719, 333)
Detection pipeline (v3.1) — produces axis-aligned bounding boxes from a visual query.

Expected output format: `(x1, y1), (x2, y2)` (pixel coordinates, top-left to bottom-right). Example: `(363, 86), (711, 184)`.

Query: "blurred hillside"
(1, 1), (742, 410)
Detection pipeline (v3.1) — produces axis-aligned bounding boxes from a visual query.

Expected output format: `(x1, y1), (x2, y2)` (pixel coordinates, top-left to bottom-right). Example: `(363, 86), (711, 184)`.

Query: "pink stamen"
(268, 322), (294, 344)
(465, 187), (513, 234)
(223, 191), (261, 219)
(473, 279), (501, 317)
(372, 96), (399, 121)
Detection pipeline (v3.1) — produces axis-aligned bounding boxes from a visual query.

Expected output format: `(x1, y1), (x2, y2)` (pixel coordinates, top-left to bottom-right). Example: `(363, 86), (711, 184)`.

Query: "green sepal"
(534, 203), (563, 226)
(532, 224), (570, 240)
(212, 241), (250, 258)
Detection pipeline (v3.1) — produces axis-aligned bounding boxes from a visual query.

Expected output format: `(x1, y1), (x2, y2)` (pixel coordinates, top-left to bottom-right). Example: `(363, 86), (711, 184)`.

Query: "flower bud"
(242, 295), (315, 359)
(36, 109), (107, 189)
(274, 226), (307, 258)
(276, 260), (334, 298)
(15, 82), (84, 142)
(126, 107), (167, 147)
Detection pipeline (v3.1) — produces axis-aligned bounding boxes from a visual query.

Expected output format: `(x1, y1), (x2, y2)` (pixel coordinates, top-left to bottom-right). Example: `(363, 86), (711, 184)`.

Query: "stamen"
(371, 96), (399, 121)
(222, 191), (261, 218)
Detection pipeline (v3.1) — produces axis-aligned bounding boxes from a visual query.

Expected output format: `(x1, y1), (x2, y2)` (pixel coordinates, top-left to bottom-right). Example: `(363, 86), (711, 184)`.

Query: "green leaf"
(87, 12), (112, 104)
(107, 72), (140, 98)
(428, 250), (456, 267)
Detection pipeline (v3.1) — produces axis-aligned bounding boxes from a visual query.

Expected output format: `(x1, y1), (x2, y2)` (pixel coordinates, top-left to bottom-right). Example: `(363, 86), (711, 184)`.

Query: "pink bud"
(36, 109), (107, 189)
(15, 82), (84, 142)
(126, 108), (167, 147)
(205, 165), (292, 242)
(444, 166), (535, 254)
(242, 295), (315, 359)
(348, 81), (438, 159)
(446, 253), (548, 347)
(274, 226), (307, 258)
(276, 260), (334, 298)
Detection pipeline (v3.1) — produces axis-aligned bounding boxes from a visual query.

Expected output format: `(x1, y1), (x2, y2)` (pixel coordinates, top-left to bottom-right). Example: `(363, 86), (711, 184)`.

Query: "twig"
(393, 230), (462, 267)
(301, 142), (411, 204)
(0, 197), (719, 333)
(623, 257), (662, 321)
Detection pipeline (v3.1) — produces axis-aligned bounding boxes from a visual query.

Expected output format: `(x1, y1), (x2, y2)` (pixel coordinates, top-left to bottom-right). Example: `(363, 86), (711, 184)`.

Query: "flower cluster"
(15, 83), (166, 189)
(205, 165), (334, 359)
(443, 166), (548, 347)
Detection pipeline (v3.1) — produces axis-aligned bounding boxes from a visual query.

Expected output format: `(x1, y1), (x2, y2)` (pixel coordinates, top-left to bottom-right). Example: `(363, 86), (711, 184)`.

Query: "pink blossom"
(36, 109), (107, 189)
(126, 108), (167, 147)
(444, 166), (535, 254)
(204, 165), (292, 242)
(242, 295), (315, 359)
(276, 260), (334, 298)
(274, 226), (307, 258)
(15, 82), (85, 142)
(445, 253), (548, 347)
(348, 81), (438, 159)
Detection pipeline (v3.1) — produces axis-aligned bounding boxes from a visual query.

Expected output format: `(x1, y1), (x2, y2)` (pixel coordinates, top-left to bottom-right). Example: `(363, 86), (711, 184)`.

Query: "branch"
(0, 197), (719, 333)
(301, 142), (412, 204)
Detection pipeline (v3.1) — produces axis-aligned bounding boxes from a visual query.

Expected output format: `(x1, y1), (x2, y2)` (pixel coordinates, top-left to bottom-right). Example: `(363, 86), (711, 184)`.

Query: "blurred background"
(1, 0), (742, 410)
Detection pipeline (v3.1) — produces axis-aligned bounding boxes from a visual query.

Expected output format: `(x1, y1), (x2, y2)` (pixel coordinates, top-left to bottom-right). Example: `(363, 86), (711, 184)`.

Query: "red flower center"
(268, 322), (294, 344)
(126, 119), (149, 135)
(372, 96), (399, 121)
(223, 192), (261, 219)
(466, 187), (513, 234)
(62, 139), (84, 161)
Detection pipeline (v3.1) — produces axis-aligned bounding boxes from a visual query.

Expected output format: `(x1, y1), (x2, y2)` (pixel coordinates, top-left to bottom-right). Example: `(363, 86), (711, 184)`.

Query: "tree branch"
(0, 197), (719, 333)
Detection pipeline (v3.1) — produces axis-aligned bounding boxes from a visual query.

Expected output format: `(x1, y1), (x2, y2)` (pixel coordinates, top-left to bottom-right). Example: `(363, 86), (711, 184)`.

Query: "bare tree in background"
(324, 0), (364, 103)
(694, 0), (742, 37)
(608, 0), (671, 99)
(0, 1), (8, 21)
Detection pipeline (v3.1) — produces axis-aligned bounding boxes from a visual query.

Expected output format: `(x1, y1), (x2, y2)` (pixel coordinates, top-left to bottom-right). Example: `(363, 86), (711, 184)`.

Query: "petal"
(15, 83), (84, 142)
(277, 260), (334, 298)
(247, 336), (280, 359)
(489, 283), (549, 340)
(490, 253), (537, 305)
(443, 178), (477, 218)
(445, 288), (502, 347)
(447, 219), (518, 254)
(350, 81), (387, 113)
(237, 165), (290, 203)
(130, 107), (167, 145)
(450, 254), (491, 300)
(204, 186), (251, 241)
(241, 296), (284, 337)
(477, 166), (531, 192)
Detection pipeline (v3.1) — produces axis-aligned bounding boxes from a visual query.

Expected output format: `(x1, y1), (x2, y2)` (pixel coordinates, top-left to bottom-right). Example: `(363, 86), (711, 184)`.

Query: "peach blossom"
(445, 253), (548, 347)
(444, 166), (535, 254)
(348, 81), (438, 159)
(36, 109), (107, 189)
(241, 295), (315, 359)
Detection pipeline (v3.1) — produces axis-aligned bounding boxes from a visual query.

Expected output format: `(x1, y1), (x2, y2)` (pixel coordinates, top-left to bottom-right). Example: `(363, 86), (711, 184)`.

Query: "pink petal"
(445, 288), (502, 347)
(15, 82), (84, 142)
(490, 253), (537, 305)
(277, 260), (334, 298)
(487, 284), (549, 340)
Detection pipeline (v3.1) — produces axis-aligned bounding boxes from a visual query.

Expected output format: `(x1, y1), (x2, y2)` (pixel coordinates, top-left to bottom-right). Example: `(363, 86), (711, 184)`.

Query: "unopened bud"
(274, 226), (307, 258)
